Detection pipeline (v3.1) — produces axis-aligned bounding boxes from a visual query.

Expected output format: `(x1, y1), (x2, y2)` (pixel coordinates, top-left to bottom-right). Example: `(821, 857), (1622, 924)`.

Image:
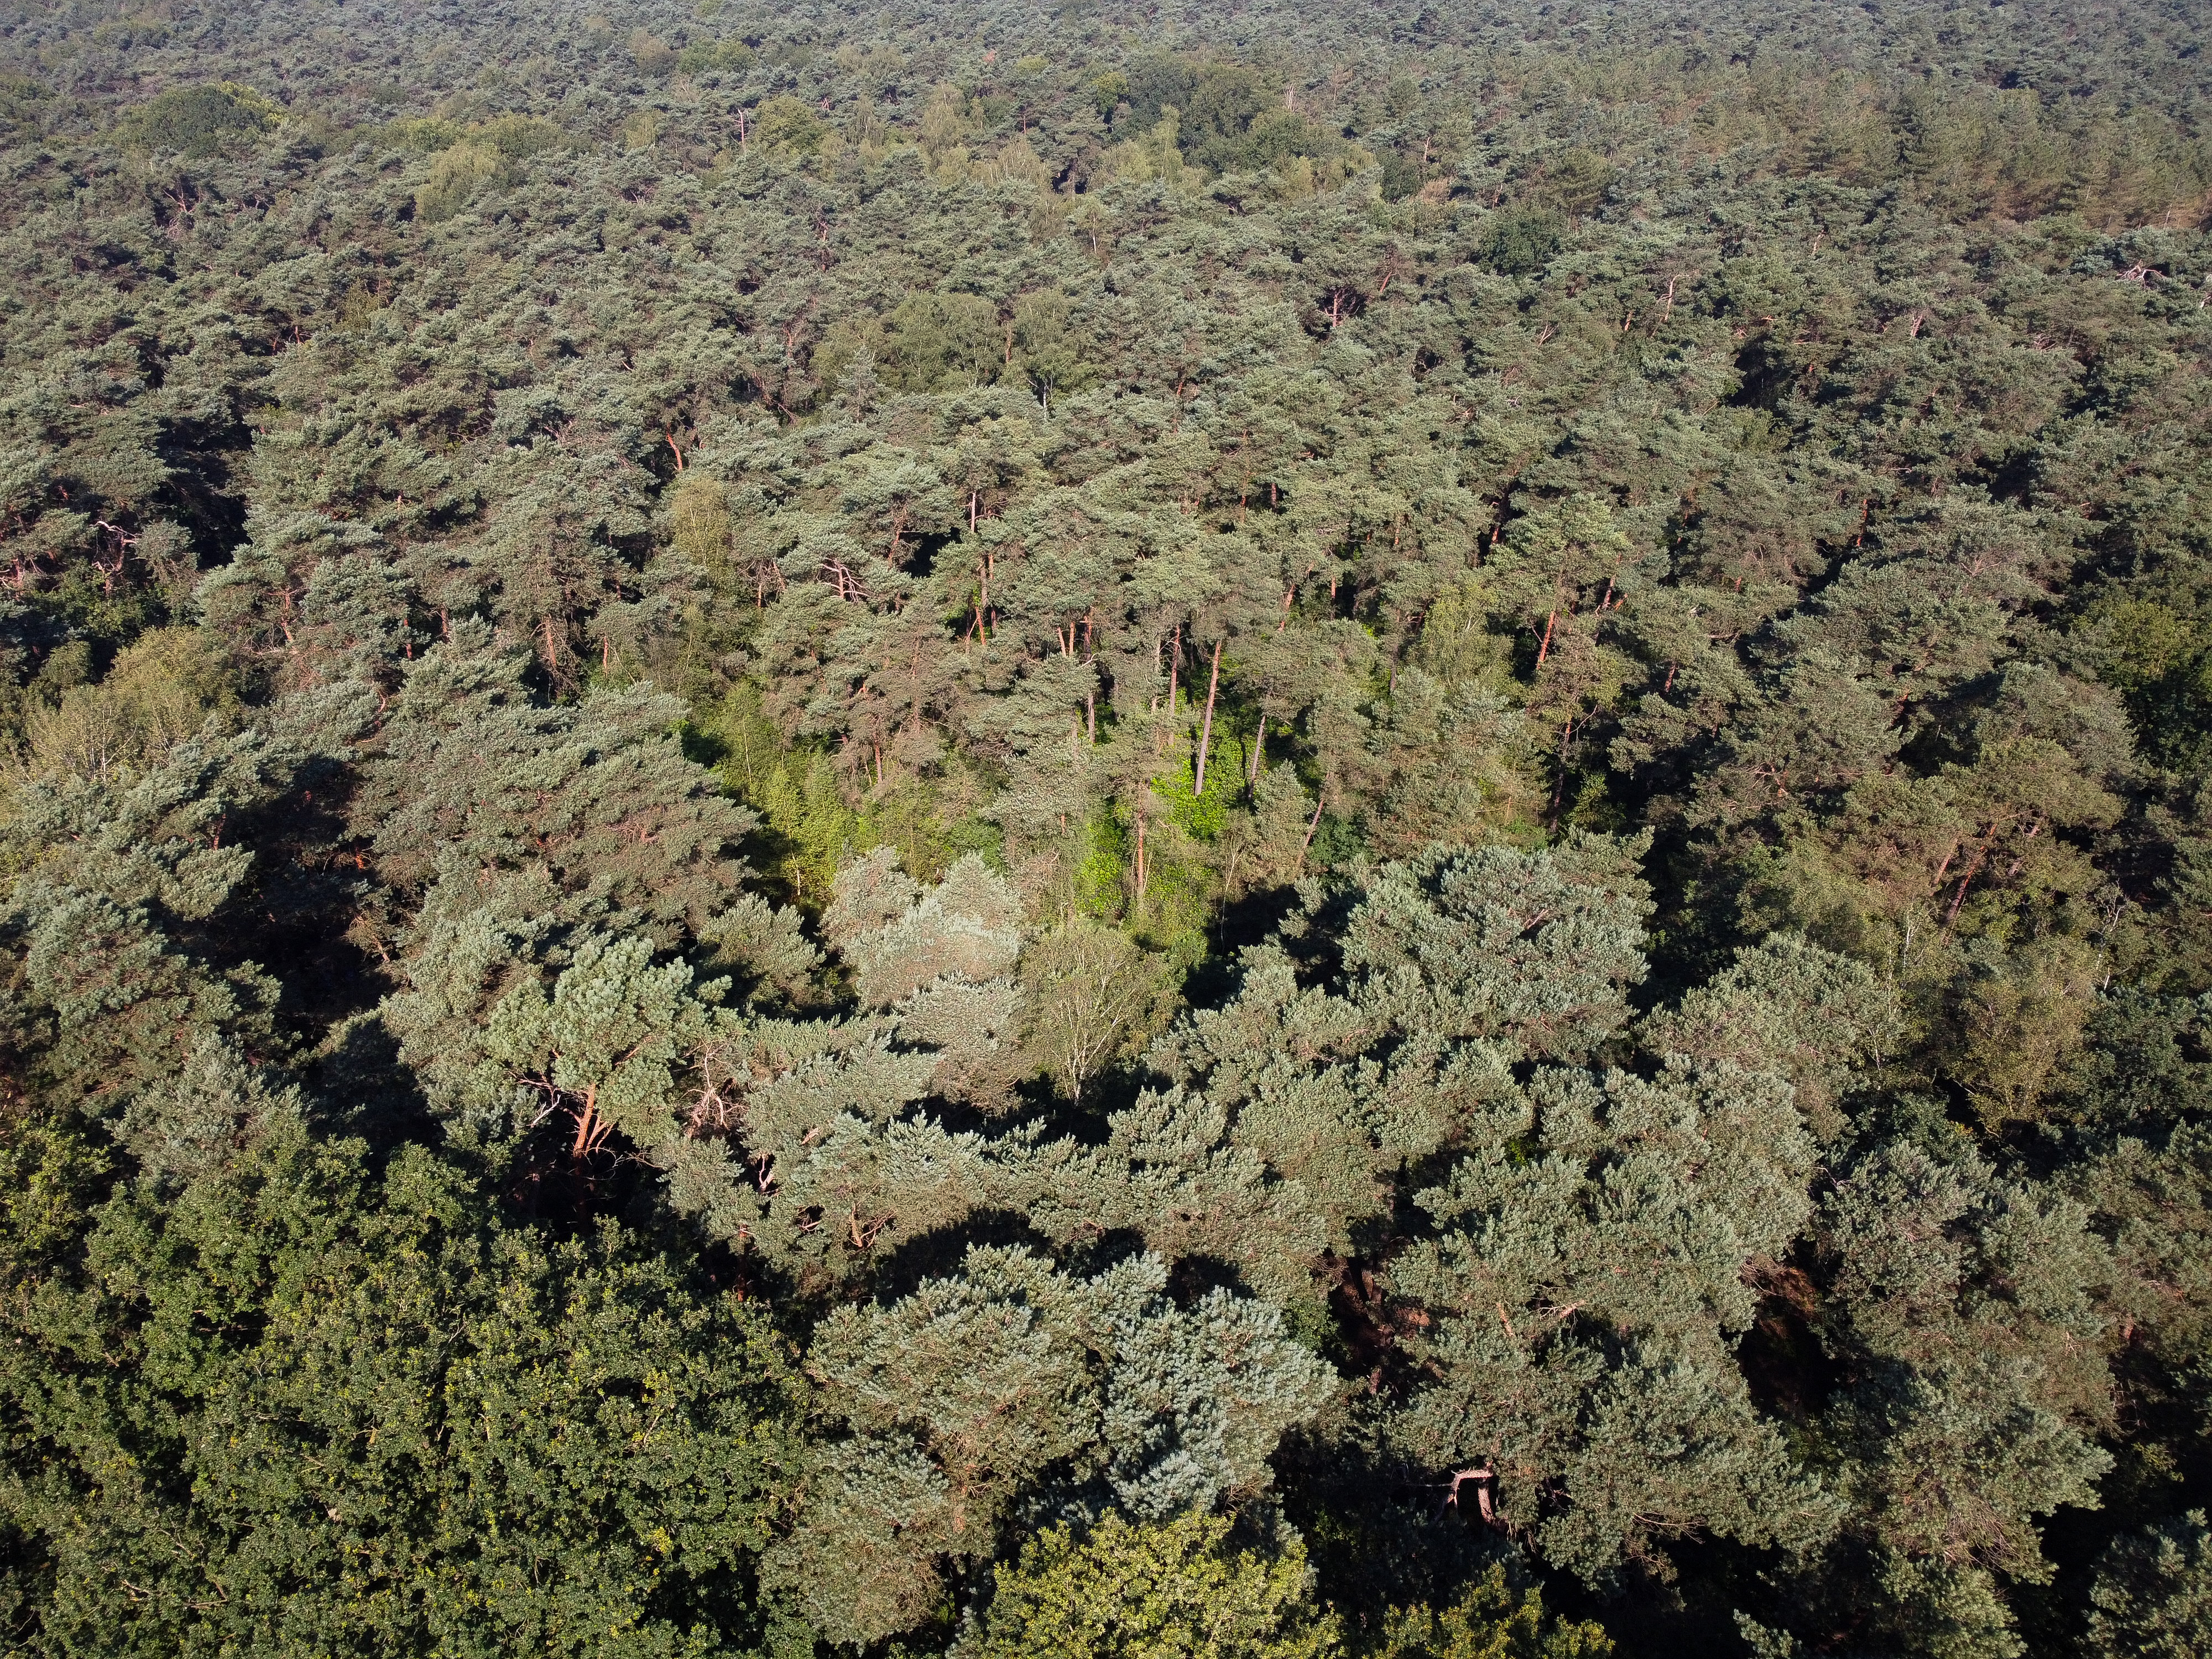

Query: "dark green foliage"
(0, 1105), (799, 1658)
(123, 83), (274, 158)
(2088, 1510), (2212, 1658)
(1473, 210), (1562, 276)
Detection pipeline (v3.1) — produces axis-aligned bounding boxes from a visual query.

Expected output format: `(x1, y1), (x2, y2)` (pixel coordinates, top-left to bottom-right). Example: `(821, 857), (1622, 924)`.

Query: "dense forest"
(0, 0), (2209, 1652)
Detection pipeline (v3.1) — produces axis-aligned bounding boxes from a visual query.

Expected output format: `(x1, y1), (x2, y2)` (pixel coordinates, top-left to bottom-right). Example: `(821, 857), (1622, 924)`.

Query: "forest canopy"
(1, 0), (2210, 1654)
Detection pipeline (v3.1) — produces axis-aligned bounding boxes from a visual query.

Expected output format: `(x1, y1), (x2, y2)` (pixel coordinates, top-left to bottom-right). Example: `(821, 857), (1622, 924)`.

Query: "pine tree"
(2088, 1511), (2212, 1659)
(772, 1245), (1332, 1646)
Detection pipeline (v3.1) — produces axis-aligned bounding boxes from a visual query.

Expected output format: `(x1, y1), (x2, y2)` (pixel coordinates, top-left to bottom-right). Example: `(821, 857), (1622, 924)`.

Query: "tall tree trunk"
(1159, 625), (1181, 754)
(570, 1086), (598, 1158)
(1194, 639), (1222, 796)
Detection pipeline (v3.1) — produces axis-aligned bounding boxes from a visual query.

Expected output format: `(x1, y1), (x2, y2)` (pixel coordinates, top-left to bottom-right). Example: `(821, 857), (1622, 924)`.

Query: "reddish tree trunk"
(1194, 639), (1223, 796)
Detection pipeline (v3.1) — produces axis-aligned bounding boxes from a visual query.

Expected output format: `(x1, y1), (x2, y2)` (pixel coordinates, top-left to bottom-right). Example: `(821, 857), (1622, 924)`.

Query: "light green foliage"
(677, 37), (755, 75)
(665, 473), (733, 588)
(878, 291), (1005, 394)
(755, 93), (825, 154)
(1018, 916), (1179, 1102)
(1154, 748), (1234, 841)
(1414, 579), (1516, 697)
(755, 754), (865, 903)
(1075, 808), (1133, 918)
(415, 139), (509, 221)
(975, 1510), (1342, 1659)
(1358, 1565), (1611, 1659)
(7, 627), (235, 782)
